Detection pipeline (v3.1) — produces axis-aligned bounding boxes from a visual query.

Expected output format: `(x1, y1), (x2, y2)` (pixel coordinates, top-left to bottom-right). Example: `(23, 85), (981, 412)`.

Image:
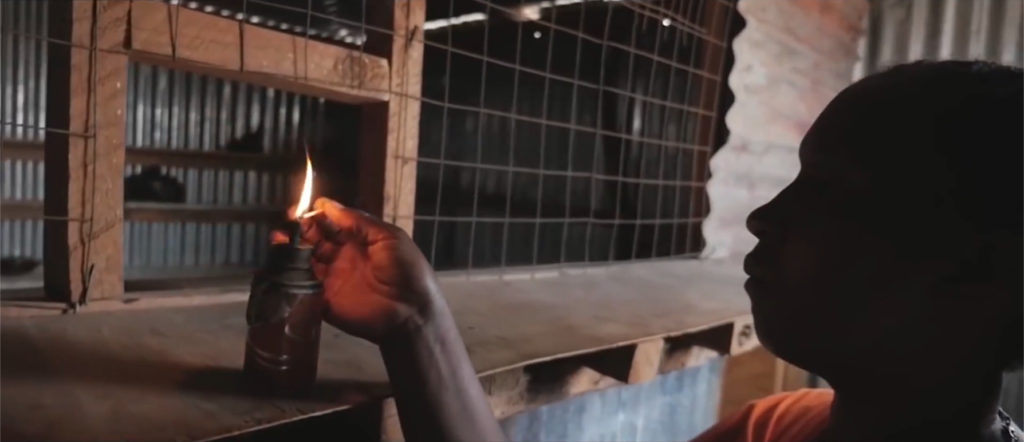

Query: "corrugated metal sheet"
(500, 358), (724, 442)
(854, 0), (1023, 79)
(123, 62), (325, 272)
(1, 0), (46, 261)
(0, 0), (326, 272)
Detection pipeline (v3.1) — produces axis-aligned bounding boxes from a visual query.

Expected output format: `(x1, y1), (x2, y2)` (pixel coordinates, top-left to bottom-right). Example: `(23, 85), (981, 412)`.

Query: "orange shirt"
(692, 389), (834, 442)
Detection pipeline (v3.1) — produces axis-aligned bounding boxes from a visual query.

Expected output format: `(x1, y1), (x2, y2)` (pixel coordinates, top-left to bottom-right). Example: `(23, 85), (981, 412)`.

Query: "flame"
(293, 154), (314, 219)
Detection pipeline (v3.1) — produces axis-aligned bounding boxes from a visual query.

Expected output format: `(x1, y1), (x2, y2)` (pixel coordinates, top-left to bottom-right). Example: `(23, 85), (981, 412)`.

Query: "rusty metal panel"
(854, 0), (1023, 78)
(500, 358), (725, 441)
(1, 0), (46, 262)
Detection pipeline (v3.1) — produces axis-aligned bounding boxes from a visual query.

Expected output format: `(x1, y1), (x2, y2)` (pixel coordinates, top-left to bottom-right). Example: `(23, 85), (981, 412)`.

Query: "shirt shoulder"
(691, 389), (834, 442)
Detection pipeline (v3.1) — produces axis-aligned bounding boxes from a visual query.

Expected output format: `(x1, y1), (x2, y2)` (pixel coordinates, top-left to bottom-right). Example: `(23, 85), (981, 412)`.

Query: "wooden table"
(1, 259), (751, 442)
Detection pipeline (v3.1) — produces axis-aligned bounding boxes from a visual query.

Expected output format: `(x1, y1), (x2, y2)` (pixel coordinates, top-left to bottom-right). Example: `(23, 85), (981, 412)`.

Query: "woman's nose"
(747, 186), (790, 239)
(747, 203), (771, 239)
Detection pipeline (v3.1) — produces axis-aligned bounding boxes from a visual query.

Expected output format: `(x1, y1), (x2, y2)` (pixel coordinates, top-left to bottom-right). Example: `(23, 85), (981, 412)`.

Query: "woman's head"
(744, 61), (1022, 384)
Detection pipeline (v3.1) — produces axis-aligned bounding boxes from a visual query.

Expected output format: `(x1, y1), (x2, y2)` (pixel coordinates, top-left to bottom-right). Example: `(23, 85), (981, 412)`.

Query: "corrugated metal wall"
(853, 0), (1023, 79)
(122, 63), (324, 273)
(501, 357), (724, 442)
(0, 0), (46, 262)
(0, 0), (326, 276)
(854, 0), (1023, 424)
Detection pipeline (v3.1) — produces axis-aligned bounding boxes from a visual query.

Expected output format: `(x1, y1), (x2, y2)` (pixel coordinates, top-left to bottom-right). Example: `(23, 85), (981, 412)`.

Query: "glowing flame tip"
(294, 154), (314, 219)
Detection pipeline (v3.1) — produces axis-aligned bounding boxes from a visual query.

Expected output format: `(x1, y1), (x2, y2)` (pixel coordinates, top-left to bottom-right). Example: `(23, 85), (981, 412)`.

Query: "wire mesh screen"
(0, 0), (358, 292)
(1, 0), (735, 296)
(412, 0), (736, 271)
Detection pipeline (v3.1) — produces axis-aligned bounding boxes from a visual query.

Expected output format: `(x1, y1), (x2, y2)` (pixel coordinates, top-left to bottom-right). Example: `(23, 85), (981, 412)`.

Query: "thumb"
(309, 197), (395, 244)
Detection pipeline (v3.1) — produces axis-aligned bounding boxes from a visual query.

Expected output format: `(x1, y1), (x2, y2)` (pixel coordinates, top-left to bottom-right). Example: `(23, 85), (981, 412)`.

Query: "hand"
(274, 197), (443, 344)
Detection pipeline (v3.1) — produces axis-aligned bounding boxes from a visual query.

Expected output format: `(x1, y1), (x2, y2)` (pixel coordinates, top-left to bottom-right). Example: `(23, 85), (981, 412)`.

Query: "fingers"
(311, 240), (338, 264)
(273, 228), (333, 271)
(312, 261), (329, 280)
(301, 197), (395, 245)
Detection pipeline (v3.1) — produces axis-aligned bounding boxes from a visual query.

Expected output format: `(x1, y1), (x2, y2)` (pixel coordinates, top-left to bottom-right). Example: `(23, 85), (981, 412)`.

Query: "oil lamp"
(243, 154), (324, 395)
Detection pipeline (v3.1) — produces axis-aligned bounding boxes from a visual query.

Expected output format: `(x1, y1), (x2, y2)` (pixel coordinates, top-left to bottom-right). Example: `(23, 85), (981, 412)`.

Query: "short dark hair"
(873, 61), (1022, 370)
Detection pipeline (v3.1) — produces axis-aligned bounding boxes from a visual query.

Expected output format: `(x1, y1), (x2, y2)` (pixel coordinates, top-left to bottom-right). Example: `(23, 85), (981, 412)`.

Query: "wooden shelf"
(0, 259), (754, 442)
(0, 140), (44, 162)
(128, 1), (391, 105)
(126, 148), (302, 172)
(0, 200), (42, 219)
(1, 141), (302, 172)
(1, 268), (254, 299)
(124, 202), (286, 223)
(0, 201), (286, 223)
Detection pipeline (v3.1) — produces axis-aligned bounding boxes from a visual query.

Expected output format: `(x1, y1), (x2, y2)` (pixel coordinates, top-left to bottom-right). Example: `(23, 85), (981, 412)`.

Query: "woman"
(289, 60), (1022, 442)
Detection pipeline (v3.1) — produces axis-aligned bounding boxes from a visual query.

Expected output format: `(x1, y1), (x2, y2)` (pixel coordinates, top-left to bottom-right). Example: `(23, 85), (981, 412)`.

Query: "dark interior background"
(413, 0), (739, 270)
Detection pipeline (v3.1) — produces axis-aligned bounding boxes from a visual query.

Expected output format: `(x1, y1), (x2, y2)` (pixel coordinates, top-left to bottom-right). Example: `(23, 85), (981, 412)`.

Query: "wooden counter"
(0, 259), (751, 441)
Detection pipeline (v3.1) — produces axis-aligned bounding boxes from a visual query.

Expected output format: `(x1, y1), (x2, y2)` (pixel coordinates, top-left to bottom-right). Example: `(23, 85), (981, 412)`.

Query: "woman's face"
(742, 83), (1001, 381)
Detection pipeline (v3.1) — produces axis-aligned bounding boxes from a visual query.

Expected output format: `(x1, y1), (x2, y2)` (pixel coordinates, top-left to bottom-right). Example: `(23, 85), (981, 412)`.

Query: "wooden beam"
(123, 202), (285, 223)
(44, 1), (130, 303)
(359, 0), (424, 233)
(774, 359), (811, 393)
(660, 324), (733, 374)
(0, 140), (45, 162)
(719, 346), (777, 419)
(1, 201), (43, 220)
(5, 200), (285, 224)
(125, 147), (302, 172)
(127, 1), (390, 105)
(628, 338), (666, 384)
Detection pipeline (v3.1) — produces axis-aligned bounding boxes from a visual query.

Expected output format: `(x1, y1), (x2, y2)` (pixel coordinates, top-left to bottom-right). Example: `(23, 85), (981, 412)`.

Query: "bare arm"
(380, 302), (504, 441)
(292, 198), (504, 442)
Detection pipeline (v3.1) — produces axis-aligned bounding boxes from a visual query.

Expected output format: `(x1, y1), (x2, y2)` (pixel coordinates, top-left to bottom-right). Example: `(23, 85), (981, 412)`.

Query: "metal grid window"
(0, 0), (367, 292)
(412, 0), (737, 271)
(0, 0), (735, 296)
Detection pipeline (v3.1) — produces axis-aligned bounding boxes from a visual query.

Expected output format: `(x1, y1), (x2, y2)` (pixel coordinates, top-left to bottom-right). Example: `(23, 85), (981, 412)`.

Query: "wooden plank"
(44, 1), (130, 303)
(774, 359), (811, 393)
(126, 148), (302, 172)
(127, 1), (390, 105)
(1, 141), (303, 172)
(628, 338), (666, 384)
(659, 324), (732, 375)
(0, 259), (750, 441)
(719, 346), (777, 418)
(123, 202), (286, 223)
(0, 140), (45, 162)
(358, 0), (424, 233)
(2, 200), (286, 224)
(1, 201), (43, 219)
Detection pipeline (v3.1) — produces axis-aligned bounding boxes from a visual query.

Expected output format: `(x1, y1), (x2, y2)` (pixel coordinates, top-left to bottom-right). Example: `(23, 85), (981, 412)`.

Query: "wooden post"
(627, 338), (666, 384)
(359, 0), (425, 234)
(44, 1), (129, 302)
